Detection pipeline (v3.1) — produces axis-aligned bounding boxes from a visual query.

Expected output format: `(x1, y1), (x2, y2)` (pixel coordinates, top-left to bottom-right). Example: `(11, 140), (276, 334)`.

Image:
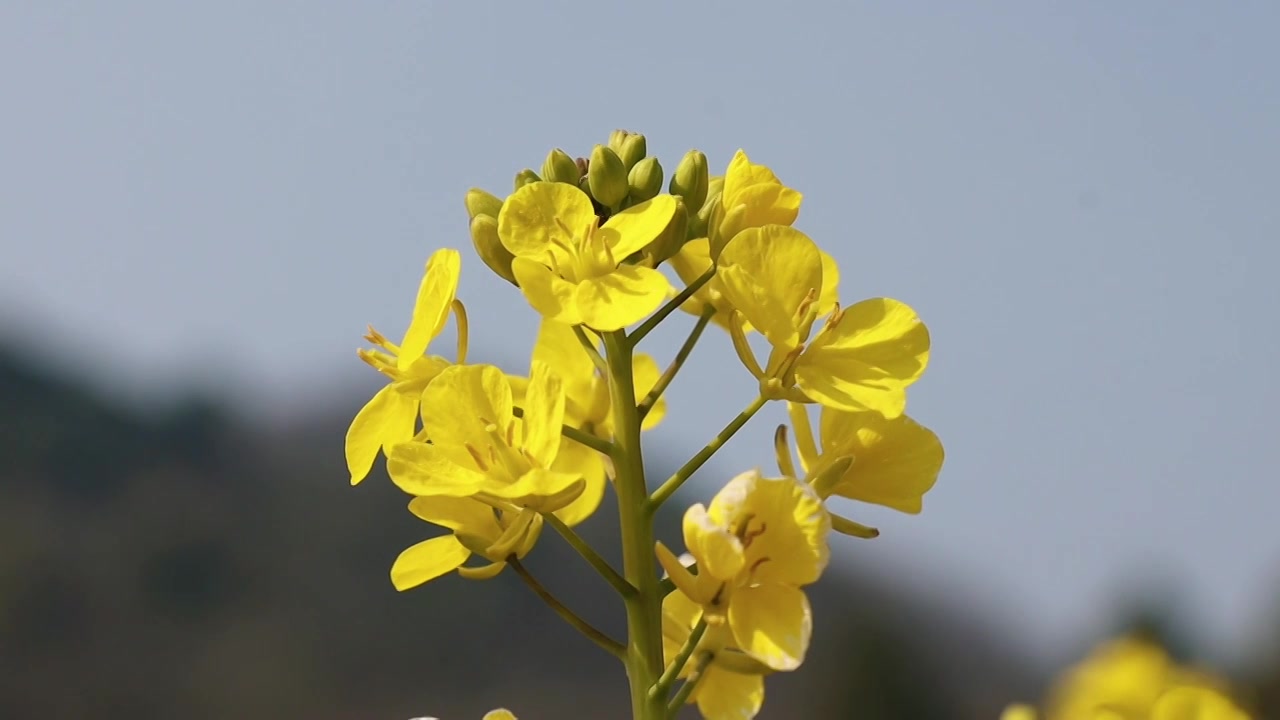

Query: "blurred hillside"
(0, 343), (1273, 719)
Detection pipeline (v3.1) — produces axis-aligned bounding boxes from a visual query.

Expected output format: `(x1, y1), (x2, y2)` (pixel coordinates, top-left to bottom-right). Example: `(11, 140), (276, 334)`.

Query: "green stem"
(542, 511), (636, 598)
(574, 325), (608, 373)
(629, 266), (716, 347)
(560, 423), (615, 455)
(648, 394), (768, 510)
(509, 559), (625, 660)
(512, 406), (614, 456)
(665, 652), (713, 718)
(650, 617), (707, 703)
(604, 331), (668, 720)
(638, 305), (715, 421)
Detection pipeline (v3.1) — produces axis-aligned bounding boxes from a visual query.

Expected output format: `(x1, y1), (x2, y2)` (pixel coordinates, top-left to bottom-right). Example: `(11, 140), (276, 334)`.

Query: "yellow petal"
(532, 319), (599, 415)
(550, 437), (607, 526)
(718, 226), (823, 347)
(421, 364), (515, 452)
(669, 238), (749, 333)
(999, 705), (1039, 720)
(1153, 687), (1249, 720)
(512, 257), (583, 326)
(712, 472), (830, 586)
(694, 664), (765, 720)
(345, 383), (419, 485)
(574, 265), (669, 332)
(408, 496), (500, 537)
(601, 194), (677, 259)
(497, 181), (594, 261)
(397, 248), (461, 371)
(522, 361), (566, 467)
(390, 535), (470, 590)
(386, 441), (491, 497)
(795, 298), (930, 417)
(683, 504), (745, 581)
(482, 711), (518, 720)
(722, 149), (801, 232)
(820, 409), (944, 513)
(727, 583), (812, 671)
(633, 351), (666, 430)
(817, 249), (840, 316)
(491, 468), (585, 510)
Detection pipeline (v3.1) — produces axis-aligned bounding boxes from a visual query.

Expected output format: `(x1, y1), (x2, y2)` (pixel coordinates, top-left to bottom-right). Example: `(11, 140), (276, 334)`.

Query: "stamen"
(465, 442), (489, 470)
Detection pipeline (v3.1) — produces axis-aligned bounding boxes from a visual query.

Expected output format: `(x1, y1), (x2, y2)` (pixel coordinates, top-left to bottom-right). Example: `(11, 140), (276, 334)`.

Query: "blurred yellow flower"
(1007, 635), (1253, 720)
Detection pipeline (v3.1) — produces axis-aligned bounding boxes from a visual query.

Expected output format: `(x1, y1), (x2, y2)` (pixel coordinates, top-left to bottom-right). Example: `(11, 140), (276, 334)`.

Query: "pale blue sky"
(3, 2), (1279, 664)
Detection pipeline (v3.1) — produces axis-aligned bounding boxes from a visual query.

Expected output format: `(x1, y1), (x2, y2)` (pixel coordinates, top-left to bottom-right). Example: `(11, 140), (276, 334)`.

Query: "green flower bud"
(688, 190), (720, 241)
(513, 168), (540, 191)
(627, 157), (663, 203)
(588, 144), (629, 209)
(464, 188), (503, 221)
(643, 197), (689, 266)
(608, 129), (647, 171)
(669, 149), (709, 214)
(469, 214), (518, 285)
(541, 148), (580, 185)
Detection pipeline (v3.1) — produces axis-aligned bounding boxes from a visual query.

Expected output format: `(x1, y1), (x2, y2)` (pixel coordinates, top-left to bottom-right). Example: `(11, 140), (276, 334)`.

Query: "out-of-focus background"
(3, 3), (1279, 718)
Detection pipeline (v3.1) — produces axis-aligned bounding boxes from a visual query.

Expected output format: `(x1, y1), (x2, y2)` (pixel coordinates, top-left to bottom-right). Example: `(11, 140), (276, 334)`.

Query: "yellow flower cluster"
(1005, 636), (1252, 720)
(344, 130), (944, 720)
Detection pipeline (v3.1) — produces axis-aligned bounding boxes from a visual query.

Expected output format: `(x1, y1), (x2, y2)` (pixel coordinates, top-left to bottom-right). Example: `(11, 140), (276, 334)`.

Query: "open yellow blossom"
(385, 363), (588, 516)
(658, 470), (829, 671)
(497, 181), (677, 331)
(718, 225), (928, 417)
(482, 710), (518, 720)
(390, 496), (542, 591)
(1007, 635), (1254, 720)
(346, 248), (464, 485)
(662, 589), (767, 720)
(710, 150), (803, 258)
(783, 402), (943, 535)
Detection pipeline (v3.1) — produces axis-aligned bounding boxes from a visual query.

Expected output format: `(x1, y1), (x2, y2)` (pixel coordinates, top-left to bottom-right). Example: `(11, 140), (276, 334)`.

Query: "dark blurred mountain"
(0, 343), (1055, 719)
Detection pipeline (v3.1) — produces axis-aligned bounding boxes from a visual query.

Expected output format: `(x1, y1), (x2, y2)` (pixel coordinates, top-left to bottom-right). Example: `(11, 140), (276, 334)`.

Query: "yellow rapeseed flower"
(497, 181), (677, 331)
(710, 150), (803, 258)
(718, 225), (929, 417)
(390, 495), (542, 590)
(783, 402), (943, 535)
(385, 363), (587, 515)
(662, 589), (766, 720)
(346, 248), (464, 485)
(1008, 635), (1253, 720)
(658, 470), (830, 671)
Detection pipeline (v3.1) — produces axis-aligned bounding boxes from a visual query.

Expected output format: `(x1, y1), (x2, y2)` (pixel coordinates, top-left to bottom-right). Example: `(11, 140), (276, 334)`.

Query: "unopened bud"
(669, 150), (709, 213)
(469, 214), (517, 285)
(464, 188), (503, 221)
(627, 157), (663, 203)
(513, 169), (540, 191)
(688, 190), (720, 242)
(607, 130), (647, 170)
(587, 144), (629, 208)
(541, 148), (580, 185)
